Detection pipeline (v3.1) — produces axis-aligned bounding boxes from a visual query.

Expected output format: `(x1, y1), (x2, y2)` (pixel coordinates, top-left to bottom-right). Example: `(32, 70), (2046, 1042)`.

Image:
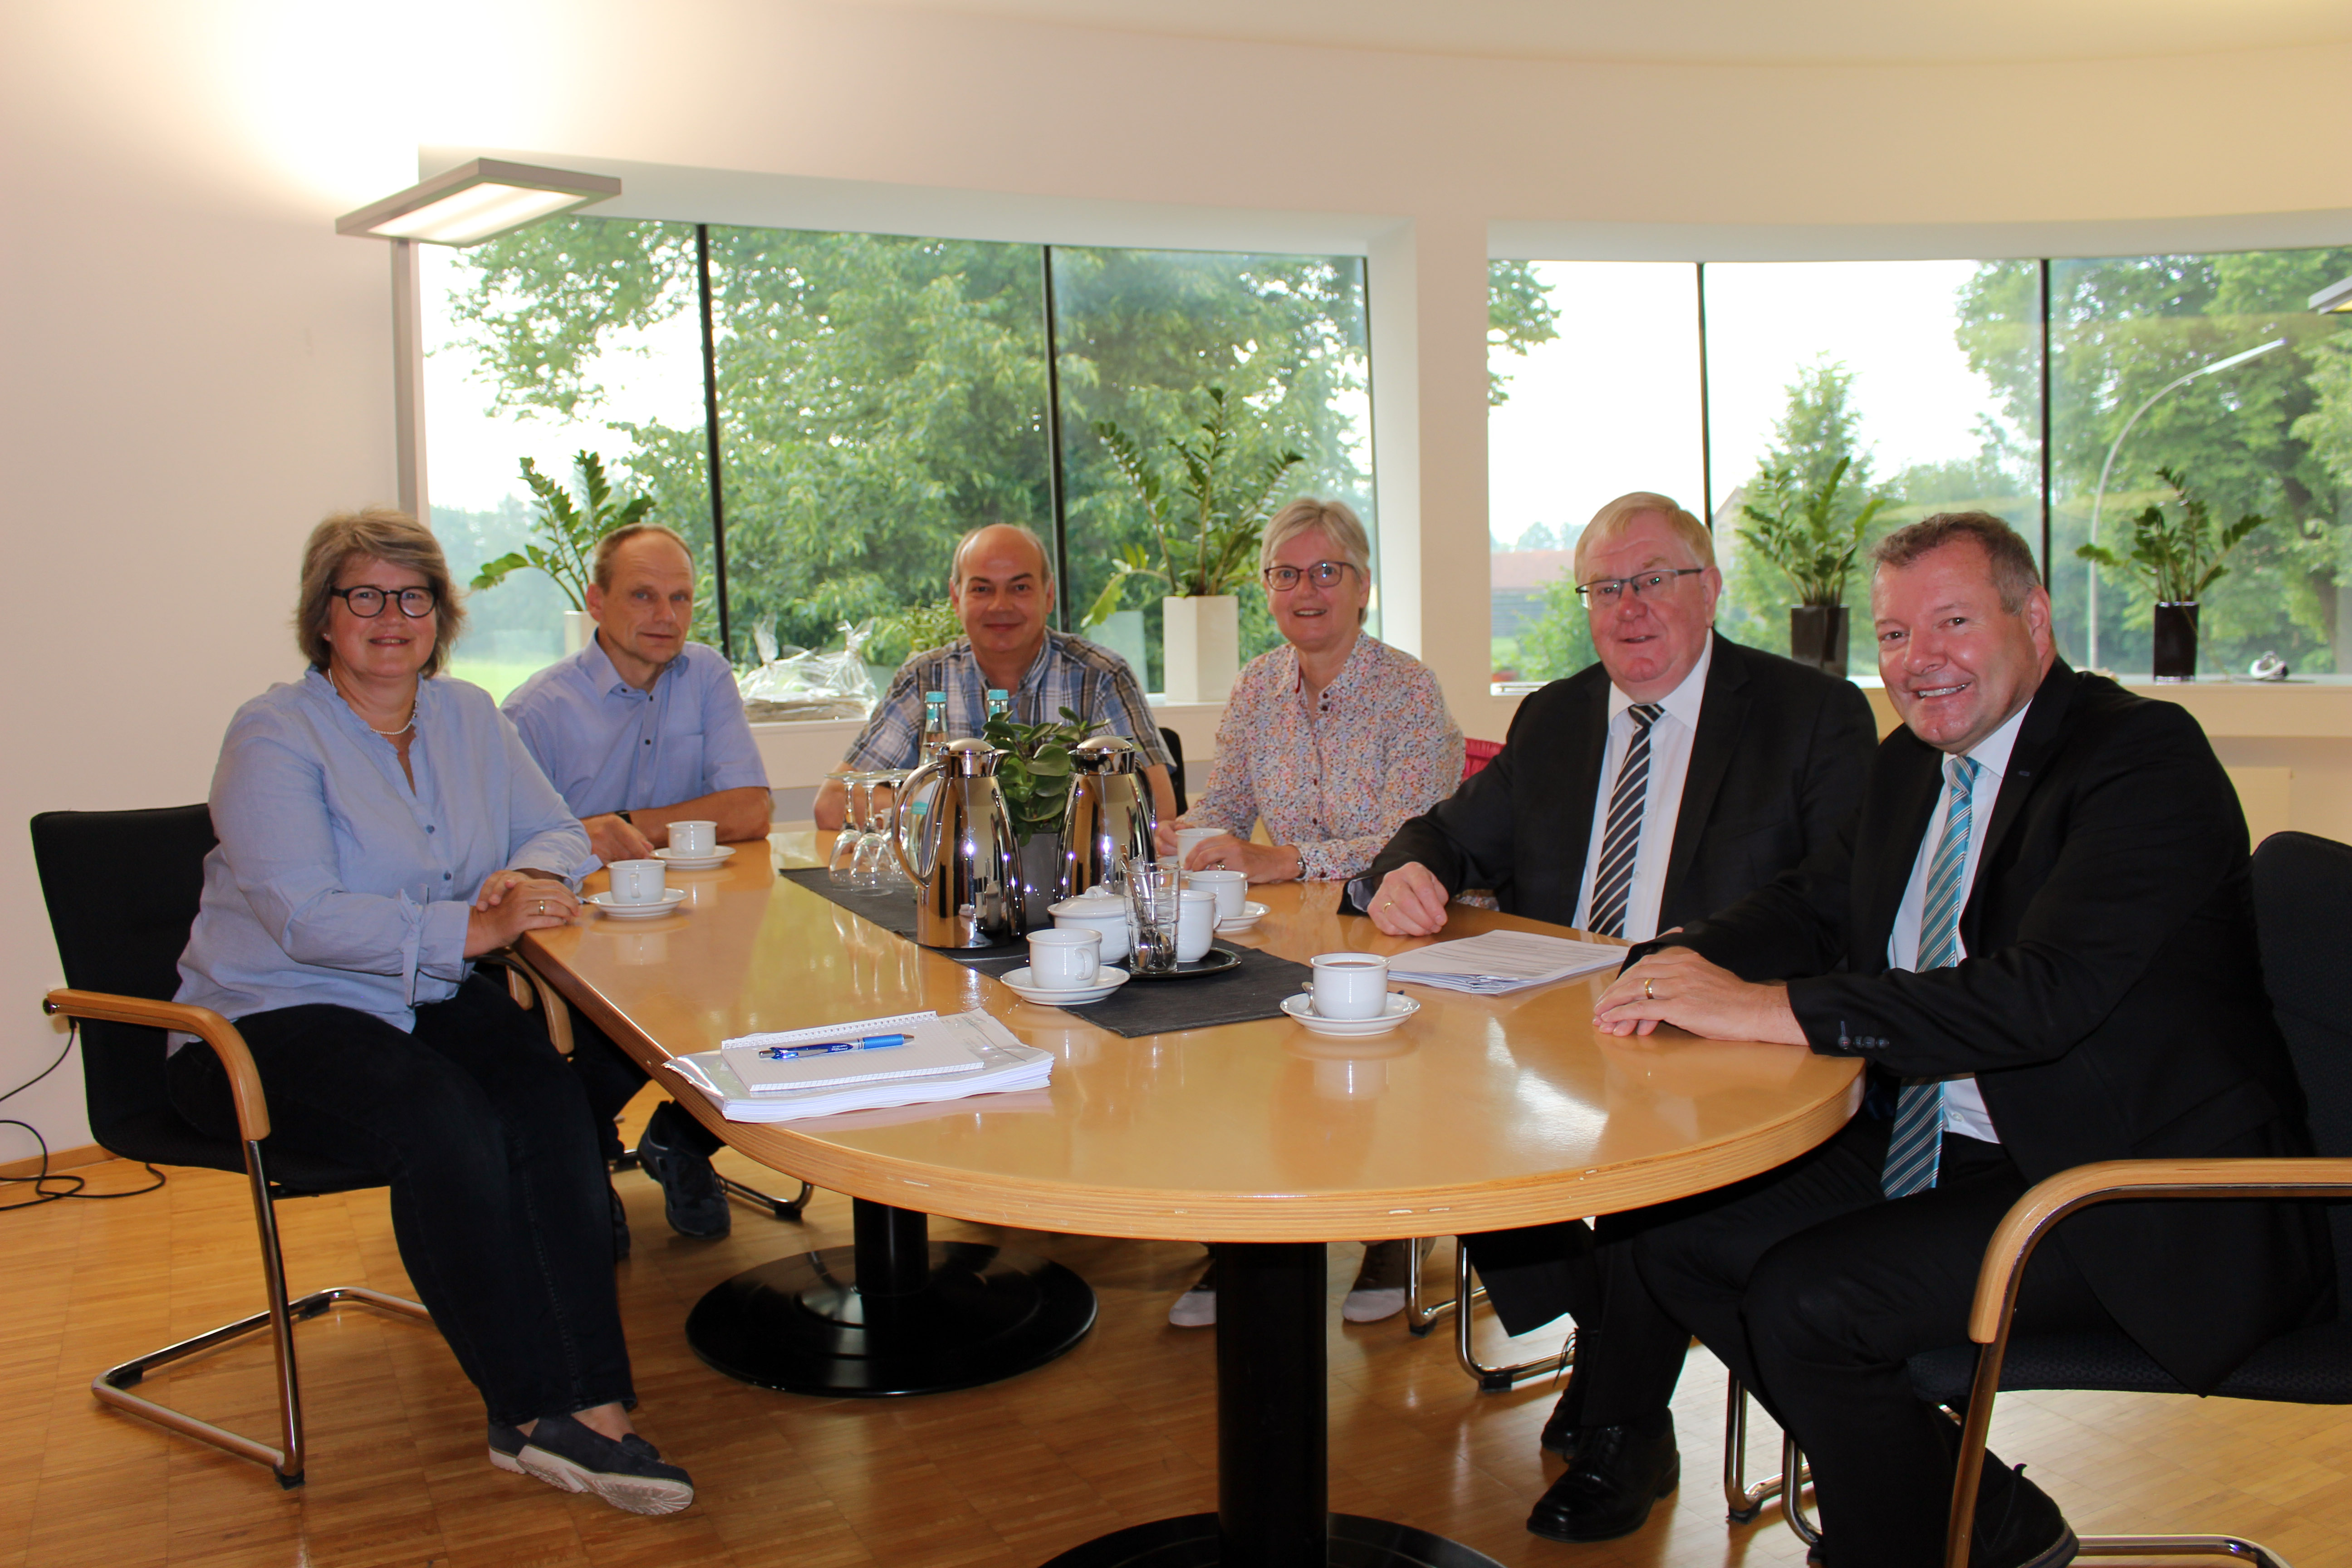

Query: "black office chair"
(1160, 726), (1188, 814)
(29, 804), (566, 1488)
(1741, 830), (2352, 1566)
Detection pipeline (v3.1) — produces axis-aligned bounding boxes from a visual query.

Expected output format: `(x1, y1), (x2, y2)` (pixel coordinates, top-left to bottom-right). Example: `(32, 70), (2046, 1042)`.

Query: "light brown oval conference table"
(522, 834), (1862, 1568)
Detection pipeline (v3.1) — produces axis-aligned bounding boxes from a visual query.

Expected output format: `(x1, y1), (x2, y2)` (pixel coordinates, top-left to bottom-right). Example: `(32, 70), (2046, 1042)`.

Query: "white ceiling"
(834, 0), (2352, 65)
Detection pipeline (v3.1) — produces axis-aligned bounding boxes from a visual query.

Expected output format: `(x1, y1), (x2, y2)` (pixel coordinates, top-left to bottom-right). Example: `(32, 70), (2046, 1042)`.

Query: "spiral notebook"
(720, 1010), (977, 1092)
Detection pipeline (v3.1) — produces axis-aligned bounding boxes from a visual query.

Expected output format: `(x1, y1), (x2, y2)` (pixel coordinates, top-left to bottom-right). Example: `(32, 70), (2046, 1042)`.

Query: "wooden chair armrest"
(1969, 1156), (2352, 1343)
(43, 988), (270, 1142)
(477, 949), (573, 1056)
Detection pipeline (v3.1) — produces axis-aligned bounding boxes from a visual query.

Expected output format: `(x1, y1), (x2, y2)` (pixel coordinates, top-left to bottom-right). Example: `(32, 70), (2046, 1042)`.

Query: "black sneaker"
(516, 1414), (695, 1516)
(488, 1420), (528, 1476)
(638, 1100), (729, 1238)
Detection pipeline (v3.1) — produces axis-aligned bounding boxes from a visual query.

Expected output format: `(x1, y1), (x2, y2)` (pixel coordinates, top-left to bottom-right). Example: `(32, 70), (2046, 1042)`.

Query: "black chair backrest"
(2250, 830), (2352, 1297)
(29, 805), (216, 1150)
(1160, 726), (1188, 815)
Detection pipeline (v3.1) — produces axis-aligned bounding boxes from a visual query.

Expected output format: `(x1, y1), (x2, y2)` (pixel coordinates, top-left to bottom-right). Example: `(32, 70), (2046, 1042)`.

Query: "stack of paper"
(1387, 930), (1626, 995)
(666, 1009), (1052, 1122)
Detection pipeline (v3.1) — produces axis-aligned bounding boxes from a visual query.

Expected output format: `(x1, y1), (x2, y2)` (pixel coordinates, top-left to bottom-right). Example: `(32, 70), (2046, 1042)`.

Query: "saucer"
(1279, 990), (1419, 1038)
(655, 845), (735, 870)
(1000, 966), (1131, 1005)
(1215, 901), (1269, 933)
(587, 888), (687, 920)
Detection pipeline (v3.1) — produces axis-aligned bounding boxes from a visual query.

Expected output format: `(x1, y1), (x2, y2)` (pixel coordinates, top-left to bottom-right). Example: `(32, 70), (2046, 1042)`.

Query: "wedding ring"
(538, 900), (546, 915)
(1643, 976), (1655, 1000)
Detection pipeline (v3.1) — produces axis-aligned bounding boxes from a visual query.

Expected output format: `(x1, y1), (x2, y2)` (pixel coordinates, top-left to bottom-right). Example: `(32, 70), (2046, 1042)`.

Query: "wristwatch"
(616, 810), (634, 824)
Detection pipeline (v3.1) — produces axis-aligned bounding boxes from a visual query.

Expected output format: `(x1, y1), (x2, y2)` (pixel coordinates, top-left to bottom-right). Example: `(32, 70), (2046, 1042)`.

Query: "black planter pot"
(1788, 604), (1849, 677)
(2152, 601), (2200, 682)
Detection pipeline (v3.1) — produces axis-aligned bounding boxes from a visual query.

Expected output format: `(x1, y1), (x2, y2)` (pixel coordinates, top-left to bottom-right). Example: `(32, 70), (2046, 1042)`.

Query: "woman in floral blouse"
(1158, 497), (1465, 1328)
(1160, 498), (1464, 884)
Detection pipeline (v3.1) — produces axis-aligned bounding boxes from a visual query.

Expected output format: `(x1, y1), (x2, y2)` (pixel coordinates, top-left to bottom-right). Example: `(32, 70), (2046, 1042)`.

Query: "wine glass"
(867, 770), (912, 887)
(828, 772), (874, 886)
(851, 774), (891, 887)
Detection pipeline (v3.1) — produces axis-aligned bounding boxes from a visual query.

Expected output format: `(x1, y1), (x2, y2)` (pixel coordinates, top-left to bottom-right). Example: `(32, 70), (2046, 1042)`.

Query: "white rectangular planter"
(564, 609), (593, 656)
(1161, 594), (1239, 704)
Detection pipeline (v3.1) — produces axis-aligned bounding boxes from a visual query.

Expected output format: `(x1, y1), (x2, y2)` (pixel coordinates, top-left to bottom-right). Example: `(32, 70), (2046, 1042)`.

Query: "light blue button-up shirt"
(502, 638), (768, 818)
(175, 669), (593, 1032)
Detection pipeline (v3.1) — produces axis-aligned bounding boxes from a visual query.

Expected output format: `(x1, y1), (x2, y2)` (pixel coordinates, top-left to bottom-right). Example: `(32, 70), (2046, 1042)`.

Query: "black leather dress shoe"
(1537, 1393), (1579, 1460)
(1973, 1462), (2077, 1568)
(1525, 1421), (1679, 1543)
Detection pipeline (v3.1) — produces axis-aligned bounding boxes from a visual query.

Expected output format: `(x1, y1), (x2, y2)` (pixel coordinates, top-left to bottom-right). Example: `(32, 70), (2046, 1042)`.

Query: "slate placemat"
(779, 867), (1310, 1034)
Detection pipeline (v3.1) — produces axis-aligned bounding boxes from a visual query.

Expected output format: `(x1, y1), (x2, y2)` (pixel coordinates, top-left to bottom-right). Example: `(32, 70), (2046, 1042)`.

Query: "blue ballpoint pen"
(758, 1033), (911, 1060)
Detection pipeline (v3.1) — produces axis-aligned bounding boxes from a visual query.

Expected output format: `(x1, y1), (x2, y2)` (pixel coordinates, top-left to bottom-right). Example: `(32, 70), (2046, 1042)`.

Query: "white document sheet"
(1386, 930), (1627, 995)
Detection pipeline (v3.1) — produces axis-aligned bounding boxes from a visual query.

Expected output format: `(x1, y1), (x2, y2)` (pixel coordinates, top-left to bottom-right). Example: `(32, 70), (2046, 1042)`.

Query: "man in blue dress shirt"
(505, 523), (771, 1242)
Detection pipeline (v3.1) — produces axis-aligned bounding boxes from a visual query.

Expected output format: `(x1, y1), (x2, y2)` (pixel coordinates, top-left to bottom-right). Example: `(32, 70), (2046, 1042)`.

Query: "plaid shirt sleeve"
(1082, 645), (1174, 769)
(841, 657), (932, 772)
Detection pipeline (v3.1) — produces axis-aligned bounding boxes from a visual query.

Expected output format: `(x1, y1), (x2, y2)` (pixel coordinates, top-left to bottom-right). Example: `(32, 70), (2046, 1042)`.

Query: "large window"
(426, 218), (1375, 700)
(1490, 245), (2352, 685)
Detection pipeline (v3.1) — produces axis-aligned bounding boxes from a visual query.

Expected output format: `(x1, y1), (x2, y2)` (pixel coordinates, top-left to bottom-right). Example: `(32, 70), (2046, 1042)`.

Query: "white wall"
(4, 0), (2347, 1154)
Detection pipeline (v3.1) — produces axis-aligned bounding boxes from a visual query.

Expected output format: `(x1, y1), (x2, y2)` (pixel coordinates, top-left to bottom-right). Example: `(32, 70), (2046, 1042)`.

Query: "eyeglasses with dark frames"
(329, 585), (439, 619)
(1262, 561), (1357, 592)
(1576, 568), (1705, 607)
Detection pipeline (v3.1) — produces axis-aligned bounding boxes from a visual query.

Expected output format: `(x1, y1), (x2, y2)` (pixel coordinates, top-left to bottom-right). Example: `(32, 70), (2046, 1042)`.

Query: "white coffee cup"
(1310, 951), (1389, 1019)
(1188, 867), (1249, 921)
(1174, 826), (1220, 864)
(608, 858), (667, 906)
(1176, 888), (1218, 963)
(1027, 928), (1102, 990)
(671, 819), (718, 857)
(1049, 892), (1130, 962)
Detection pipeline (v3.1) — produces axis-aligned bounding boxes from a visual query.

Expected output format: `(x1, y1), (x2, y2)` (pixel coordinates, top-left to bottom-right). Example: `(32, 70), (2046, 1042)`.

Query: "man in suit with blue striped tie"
(1594, 512), (2328, 1568)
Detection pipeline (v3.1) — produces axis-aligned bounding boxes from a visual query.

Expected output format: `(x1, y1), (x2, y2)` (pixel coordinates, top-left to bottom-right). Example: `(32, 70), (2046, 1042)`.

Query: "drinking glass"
(852, 775), (896, 887)
(867, 770), (912, 888)
(829, 773), (874, 886)
(1124, 858), (1183, 974)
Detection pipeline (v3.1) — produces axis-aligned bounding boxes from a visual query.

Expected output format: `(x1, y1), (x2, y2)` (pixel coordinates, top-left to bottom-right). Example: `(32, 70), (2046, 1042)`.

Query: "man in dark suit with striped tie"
(1352, 491), (1877, 1542)
(1593, 513), (2327, 1567)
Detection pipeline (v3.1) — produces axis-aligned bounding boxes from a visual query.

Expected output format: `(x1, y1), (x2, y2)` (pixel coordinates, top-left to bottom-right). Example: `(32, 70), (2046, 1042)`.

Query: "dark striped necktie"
(1587, 703), (1664, 940)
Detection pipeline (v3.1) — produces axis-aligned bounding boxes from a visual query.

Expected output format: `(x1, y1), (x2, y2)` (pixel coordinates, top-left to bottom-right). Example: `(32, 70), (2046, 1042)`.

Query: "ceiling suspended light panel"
(335, 158), (622, 246)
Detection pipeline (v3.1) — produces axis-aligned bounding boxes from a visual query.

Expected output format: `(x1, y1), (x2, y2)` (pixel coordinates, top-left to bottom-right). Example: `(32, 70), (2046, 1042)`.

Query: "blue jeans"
(167, 974), (635, 1426)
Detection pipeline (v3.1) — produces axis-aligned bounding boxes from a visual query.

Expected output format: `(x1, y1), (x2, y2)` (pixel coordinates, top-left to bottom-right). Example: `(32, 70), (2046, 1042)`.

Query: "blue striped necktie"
(1587, 704), (1665, 939)
(1882, 752), (1980, 1199)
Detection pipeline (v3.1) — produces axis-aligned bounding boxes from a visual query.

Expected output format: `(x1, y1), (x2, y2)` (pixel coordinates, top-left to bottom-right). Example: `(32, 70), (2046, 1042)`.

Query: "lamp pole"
(2082, 337), (2285, 670)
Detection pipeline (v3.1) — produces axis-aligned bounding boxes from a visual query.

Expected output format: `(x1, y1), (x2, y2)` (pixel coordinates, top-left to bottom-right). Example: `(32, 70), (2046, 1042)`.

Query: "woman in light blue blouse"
(172, 509), (693, 1515)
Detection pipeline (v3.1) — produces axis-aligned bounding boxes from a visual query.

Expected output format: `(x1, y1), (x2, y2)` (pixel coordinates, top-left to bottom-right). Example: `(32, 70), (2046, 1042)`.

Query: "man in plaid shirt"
(814, 523), (1175, 830)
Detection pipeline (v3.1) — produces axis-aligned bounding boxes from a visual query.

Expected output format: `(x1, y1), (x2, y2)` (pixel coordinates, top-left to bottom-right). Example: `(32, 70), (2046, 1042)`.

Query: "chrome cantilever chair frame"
(1404, 1238), (1574, 1391)
(43, 987), (434, 1490)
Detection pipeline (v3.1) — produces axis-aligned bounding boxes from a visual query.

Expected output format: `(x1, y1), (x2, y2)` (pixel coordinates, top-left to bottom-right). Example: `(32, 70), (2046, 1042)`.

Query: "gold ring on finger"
(1644, 976), (1655, 1000)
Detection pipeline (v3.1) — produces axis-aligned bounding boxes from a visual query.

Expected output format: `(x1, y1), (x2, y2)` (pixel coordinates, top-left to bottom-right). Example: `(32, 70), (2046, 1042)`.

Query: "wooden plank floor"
(8, 1103), (2348, 1568)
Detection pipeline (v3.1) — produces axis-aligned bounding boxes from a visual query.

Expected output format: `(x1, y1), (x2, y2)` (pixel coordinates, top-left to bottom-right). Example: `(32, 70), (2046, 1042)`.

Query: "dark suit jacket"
(1354, 633), (1877, 929)
(1645, 661), (2330, 1393)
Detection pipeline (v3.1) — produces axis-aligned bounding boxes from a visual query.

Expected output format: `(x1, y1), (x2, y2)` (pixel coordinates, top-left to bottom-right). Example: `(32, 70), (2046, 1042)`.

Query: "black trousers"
(1633, 1116), (2117, 1568)
(167, 974), (636, 1427)
(1463, 1214), (1696, 1429)
(565, 1004), (722, 1164)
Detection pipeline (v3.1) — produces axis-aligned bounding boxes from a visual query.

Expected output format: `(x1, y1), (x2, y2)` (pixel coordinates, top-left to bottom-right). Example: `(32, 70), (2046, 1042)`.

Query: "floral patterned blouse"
(1181, 633), (1464, 881)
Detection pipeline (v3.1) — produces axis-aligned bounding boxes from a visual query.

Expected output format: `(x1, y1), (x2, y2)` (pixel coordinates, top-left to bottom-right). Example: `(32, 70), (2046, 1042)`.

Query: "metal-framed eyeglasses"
(329, 585), (439, 618)
(1262, 560), (1358, 592)
(1576, 568), (1705, 608)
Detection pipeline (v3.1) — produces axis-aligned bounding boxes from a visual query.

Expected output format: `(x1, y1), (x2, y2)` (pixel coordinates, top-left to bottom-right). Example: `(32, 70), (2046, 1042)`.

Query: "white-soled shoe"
(516, 1414), (694, 1516)
(1342, 1238), (1430, 1323)
(1168, 1260), (1217, 1327)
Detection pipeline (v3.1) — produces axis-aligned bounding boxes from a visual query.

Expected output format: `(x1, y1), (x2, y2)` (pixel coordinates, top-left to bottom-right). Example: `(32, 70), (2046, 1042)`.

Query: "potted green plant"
(470, 451), (654, 655)
(2074, 467), (2268, 682)
(1085, 387), (1303, 702)
(1737, 456), (1890, 676)
(982, 705), (1097, 919)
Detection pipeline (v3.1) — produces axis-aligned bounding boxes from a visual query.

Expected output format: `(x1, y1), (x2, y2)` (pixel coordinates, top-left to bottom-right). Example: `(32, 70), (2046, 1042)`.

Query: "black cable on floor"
(0, 1023), (166, 1212)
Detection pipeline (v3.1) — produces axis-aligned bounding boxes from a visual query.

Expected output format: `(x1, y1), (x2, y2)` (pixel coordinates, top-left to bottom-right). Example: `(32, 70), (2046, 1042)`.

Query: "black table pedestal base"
(686, 1200), (1095, 1396)
(1038, 1512), (1504, 1568)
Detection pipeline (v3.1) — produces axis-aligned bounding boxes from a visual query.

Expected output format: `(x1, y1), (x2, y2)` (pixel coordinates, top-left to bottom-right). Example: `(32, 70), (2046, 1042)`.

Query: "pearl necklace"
(327, 668), (417, 738)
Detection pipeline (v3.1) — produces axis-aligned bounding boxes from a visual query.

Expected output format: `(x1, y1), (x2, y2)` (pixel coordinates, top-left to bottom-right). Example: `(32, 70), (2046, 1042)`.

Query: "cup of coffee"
(671, 820), (718, 857)
(1176, 888), (1218, 963)
(1187, 868), (1248, 921)
(608, 859), (667, 906)
(1310, 952), (1389, 1019)
(1173, 826), (1220, 865)
(1026, 928), (1102, 990)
